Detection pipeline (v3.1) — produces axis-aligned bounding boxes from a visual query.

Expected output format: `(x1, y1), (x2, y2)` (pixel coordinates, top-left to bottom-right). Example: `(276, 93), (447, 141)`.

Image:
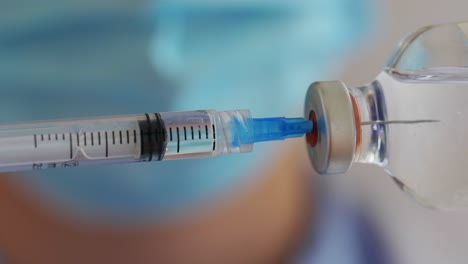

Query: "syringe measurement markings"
(212, 124), (216, 151)
(28, 121), (216, 164)
(29, 125), (164, 162)
(176, 127), (180, 153)
(69, 133), (72, 159)
(105, 132), (109, 158)
(139, 122), (145, 161)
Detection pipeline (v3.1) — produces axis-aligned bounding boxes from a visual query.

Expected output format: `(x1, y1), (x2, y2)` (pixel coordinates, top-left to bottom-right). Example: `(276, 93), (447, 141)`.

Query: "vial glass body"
(351, 22), (468, 209)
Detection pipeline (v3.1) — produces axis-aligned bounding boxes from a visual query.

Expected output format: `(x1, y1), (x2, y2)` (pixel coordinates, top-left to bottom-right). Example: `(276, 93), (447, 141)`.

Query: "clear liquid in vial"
(376, 67), (468, 209)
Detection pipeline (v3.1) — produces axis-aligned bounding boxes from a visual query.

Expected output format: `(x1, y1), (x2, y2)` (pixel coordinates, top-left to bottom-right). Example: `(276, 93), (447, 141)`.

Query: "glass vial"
(305, 21), (468, 209)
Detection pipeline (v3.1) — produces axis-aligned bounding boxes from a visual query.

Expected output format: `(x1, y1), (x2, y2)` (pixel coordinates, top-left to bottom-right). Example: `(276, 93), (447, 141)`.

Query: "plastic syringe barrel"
(0, 110), (311, 172)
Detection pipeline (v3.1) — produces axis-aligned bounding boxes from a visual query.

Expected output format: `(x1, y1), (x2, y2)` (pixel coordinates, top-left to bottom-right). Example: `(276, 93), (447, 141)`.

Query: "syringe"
(0, 109), (312, 172)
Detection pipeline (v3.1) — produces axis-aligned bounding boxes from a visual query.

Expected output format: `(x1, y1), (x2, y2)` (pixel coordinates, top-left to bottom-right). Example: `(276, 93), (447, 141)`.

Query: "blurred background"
(1, 0), (468, 263)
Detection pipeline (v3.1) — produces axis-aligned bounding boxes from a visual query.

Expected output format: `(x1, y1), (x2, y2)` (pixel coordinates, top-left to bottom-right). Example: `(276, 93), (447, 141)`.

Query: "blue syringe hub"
(252, 117), (313, 143)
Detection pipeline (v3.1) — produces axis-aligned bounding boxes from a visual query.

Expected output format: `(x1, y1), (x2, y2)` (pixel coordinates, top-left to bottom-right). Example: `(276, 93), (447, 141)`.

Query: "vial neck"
(349, 80), (388, 166)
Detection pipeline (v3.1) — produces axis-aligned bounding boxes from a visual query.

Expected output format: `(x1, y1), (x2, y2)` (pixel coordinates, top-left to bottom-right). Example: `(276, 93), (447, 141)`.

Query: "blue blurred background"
(2, 0), (468, 264)
(0, 0), (370, 221)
